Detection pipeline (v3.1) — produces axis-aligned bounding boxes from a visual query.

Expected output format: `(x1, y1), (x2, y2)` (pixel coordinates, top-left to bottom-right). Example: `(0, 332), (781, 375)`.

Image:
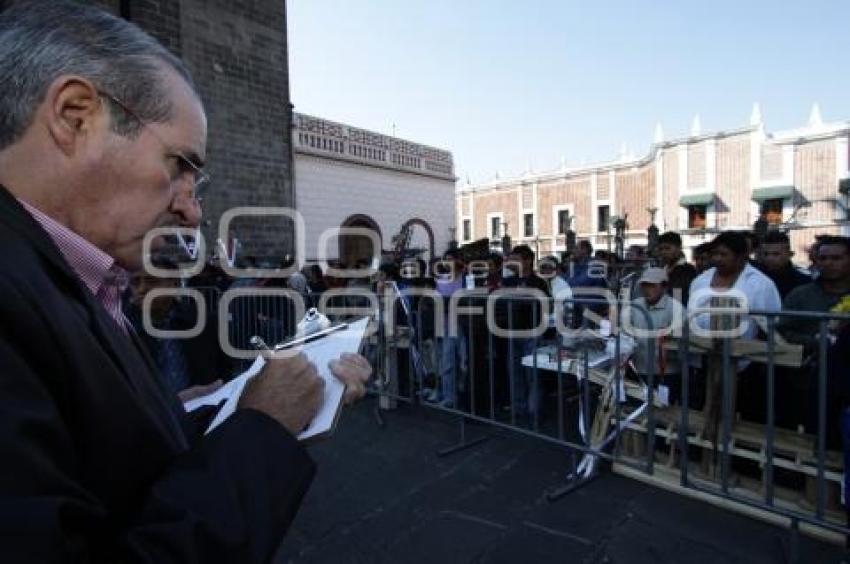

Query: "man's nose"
(171, 185), (203, 227)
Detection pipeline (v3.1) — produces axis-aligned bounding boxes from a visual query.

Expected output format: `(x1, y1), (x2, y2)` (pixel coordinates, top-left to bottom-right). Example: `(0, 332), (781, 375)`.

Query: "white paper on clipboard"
(184, 317), (370, 441)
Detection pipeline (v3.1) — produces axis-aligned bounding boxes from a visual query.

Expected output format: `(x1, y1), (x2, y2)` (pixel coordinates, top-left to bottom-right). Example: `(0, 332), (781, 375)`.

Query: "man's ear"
(43, 76), (104, 156)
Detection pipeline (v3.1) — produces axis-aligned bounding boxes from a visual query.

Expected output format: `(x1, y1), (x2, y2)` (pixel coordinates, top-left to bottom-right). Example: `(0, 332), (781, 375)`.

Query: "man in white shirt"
(688, 232), (781, 341)
(687, 231), (781, 423)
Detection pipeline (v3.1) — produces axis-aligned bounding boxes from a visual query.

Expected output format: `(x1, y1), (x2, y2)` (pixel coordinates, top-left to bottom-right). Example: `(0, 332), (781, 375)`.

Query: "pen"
(273, 322), (349, 350)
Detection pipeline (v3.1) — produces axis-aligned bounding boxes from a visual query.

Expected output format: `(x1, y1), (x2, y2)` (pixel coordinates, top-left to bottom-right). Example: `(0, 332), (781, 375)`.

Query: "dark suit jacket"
(0, 185), (314, 562)
(667, 261), (698, 306)
(499, 273), (552, 331)
(124, 298), (236, 389)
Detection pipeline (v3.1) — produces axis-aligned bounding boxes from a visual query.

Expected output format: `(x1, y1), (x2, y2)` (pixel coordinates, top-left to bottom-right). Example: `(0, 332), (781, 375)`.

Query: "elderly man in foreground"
(0, 1), (369, 562)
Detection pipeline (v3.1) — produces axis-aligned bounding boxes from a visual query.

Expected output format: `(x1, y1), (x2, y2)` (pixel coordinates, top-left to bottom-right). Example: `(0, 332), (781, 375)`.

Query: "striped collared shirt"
(19, 200), (129, 331)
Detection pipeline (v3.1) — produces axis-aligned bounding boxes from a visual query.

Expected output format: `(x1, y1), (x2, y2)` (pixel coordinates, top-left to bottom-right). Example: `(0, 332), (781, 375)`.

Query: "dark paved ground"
(275, 399), (844, 564)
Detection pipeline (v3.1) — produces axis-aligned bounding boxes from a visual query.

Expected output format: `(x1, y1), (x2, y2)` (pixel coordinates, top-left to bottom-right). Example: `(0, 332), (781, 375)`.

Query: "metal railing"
(366, 289), (850, 555)
(668, 307), (850, 548)
(162, 284), (850, 557)
(370, 291), (658, 483)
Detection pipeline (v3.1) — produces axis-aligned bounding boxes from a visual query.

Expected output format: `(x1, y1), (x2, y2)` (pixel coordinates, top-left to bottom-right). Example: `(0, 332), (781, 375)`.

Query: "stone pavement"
(275, 400), (844, 563)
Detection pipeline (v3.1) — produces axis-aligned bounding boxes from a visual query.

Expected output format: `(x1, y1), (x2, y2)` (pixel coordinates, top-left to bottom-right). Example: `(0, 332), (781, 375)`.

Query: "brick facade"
(460, 118), (850, 263)
(714, 135), (751, 228)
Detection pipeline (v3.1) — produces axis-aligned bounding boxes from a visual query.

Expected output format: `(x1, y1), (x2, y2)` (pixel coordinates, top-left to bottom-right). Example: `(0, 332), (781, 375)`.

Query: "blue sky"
(287, 0), (850, 184)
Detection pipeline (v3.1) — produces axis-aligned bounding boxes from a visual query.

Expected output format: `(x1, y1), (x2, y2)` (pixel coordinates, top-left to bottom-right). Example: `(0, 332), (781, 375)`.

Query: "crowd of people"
(153, 228), (850, 441)
(266, 231), (847, 443)
(327, 228), (848, 515)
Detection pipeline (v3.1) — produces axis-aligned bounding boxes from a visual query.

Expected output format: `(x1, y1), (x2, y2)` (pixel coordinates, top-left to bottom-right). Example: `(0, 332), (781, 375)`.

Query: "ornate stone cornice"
(293, 112), (455, 180)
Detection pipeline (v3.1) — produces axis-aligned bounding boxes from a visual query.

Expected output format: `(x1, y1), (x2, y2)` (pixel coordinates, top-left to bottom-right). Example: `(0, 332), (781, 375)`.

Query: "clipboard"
(288, 317), (370, 442)
(184, 317), (370, 442)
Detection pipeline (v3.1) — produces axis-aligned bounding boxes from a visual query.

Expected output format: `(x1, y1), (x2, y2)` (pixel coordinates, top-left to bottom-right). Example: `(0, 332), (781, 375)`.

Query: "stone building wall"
(292, 112), (455, 264)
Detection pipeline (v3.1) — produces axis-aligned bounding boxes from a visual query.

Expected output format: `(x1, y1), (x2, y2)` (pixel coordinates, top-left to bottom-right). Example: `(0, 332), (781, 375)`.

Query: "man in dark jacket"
(780, 236), (850, 433)
(0, 2), (369, 562)
(757, 230), (811, 300)
(781, 237), (850, 349)
(565, 239), (609, 327)
(499, 245), (551, 421)
(656, 231), (697, 305)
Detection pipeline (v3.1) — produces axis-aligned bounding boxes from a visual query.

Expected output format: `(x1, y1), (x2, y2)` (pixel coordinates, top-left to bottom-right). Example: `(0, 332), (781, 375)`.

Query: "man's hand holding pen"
(239, 352), (325, 435)
(239, 336), (372, 435)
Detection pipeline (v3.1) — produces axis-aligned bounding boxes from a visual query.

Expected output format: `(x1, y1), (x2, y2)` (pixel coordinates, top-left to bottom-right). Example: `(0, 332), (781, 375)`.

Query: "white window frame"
(461, 217), (472, 242)
(521, 211), (536, 239)
(486, 212), (504, 240)
(684, 203), (709, 230)
(551, 204), (575, 236)
(596, 204), (611, 234)
(756, 197), (792, 226)
(551, 204), (575, 252)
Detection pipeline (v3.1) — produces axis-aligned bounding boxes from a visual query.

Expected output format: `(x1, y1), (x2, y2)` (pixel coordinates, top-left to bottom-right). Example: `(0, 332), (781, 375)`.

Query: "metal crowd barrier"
(661, 307), (850, 554)
(176, 284), (850, 557)
(188, 284), (298, 371)
(369, 291), (657, 489)
(365, 289), (850, 557)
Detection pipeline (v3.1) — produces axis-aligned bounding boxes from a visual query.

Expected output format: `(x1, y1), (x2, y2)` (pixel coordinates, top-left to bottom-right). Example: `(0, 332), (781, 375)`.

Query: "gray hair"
(0, 0), (198, 149)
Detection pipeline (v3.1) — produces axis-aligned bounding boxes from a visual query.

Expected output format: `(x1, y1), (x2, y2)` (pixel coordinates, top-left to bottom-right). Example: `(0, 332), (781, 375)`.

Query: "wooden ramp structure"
(602, 334), (846, 544)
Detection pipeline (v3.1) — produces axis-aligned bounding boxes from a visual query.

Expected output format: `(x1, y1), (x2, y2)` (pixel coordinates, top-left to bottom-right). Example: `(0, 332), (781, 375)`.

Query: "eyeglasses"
(97, 90), (210, 203)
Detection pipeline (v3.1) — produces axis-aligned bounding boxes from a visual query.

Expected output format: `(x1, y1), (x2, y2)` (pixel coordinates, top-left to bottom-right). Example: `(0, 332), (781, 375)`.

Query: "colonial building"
(457, 105), (850, 262)
(293, 112), (455, 265)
